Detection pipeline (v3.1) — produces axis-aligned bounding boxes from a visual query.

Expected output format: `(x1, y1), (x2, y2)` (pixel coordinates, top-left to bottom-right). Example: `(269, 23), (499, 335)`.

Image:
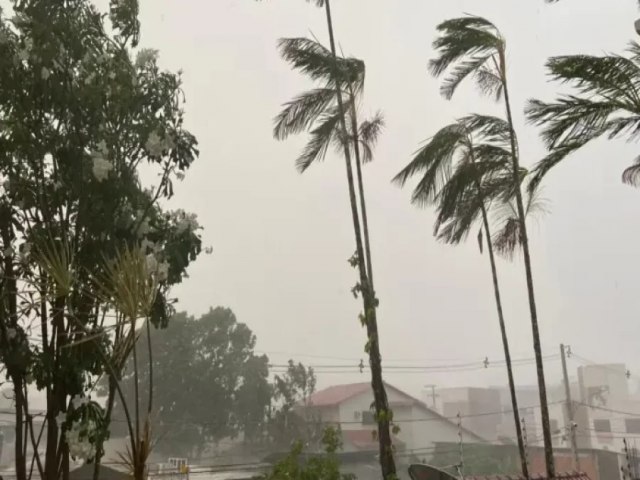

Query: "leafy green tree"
(393, 115), (529, 479)
(429, 15), (553, 478)
(110, 308), (271, 458)
(272, 18), (395, 477)
(263, 427), (355, 480)
(268, 360), (321, 451)
(526, 42), (640, 191)
(0, 1), (201, 479)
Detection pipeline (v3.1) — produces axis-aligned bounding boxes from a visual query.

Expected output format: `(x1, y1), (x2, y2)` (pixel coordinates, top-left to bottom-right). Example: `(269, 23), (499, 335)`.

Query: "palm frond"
(277, 37), (365, 89)
(97, 247), (158, 321)
(435, 188), (484, 245)
(475, 66), (504, 101)
(546, 53), (640, 107)
(434, 157), (509, 227)
(429, 15), (503, 98)
(525, 183), (551, 218)
(392, 123), (466, 206)
(472, 143), (512, 165)
(32, 236), (74, 298)
(526, 48), (640, 188)
(273, 88), (337, 140)
(627, 41), (640, 66)
(622, 154), (640, 187)
(295, 108), (342, 173)
(492, 216), (520, 259)
(358, 111), (385, 163)
(526, 96), (622, 190)
(459, 114), (511, 146)
(440, 54), (492, 100)
(492, 185), (548, 259)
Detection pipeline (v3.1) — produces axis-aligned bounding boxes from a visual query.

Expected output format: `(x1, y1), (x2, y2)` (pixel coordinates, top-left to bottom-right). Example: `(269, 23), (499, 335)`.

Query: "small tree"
(0, 1), (202, 480)
(268, 360), (320, 451)
(264, 427), (355, 480)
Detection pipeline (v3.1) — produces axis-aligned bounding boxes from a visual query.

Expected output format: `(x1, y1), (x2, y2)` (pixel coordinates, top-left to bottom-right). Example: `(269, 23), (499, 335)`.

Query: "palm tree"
(393, 114), (530, 479)
(429, 15), (555, 478)
(275, 2), (396, 475)
(525, 42), (640, 191)
(274, 37), (383, 288)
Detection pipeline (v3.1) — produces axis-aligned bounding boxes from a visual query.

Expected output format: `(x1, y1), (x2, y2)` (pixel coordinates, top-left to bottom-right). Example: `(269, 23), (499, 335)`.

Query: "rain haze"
(2, 0), (640, 478)
(137, 0), (640, 395)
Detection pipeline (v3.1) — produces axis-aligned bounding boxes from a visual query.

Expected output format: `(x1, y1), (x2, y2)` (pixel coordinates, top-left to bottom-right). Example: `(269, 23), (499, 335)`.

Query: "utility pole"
(424, 384), (438, 410)
(561, 343), (580, 471)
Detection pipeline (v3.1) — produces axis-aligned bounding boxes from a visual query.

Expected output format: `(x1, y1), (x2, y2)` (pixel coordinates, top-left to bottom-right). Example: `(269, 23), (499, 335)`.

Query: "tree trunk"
(347, 88), (374, 289)
(13, 376), (27, 480)
(479, 205), (529, 479)
(500, 51), (554, 479)
(323, 1), (396, 477)
(93, 376), (118, 480)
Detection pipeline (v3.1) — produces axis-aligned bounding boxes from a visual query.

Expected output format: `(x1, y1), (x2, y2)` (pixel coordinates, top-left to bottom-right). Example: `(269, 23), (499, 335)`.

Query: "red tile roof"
(306, 382), (486, 443)
(307, 382), (371, 406)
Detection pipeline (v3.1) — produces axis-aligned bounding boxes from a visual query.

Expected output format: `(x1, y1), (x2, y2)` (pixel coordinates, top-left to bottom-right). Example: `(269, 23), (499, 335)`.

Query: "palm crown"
(526, 42), (640, 189)
(393, 114), (539, 255)
(429, 15), (506, 101)
(274, 37), (383, 173)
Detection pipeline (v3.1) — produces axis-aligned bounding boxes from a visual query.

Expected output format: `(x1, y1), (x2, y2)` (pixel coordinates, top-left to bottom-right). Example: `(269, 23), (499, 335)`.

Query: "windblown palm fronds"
(428, 13), (555, 478)
(526, 43), (640, 190)
(429, 15), (505, 101)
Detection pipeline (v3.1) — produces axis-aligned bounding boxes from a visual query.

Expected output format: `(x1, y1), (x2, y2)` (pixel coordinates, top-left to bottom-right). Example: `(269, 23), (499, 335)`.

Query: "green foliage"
(269, 360), (322, 451)
(263, 427), (355, 480)
(0, 0), (201, 472)
(526, 43), (640, 190)
(108, 308), (271, 458)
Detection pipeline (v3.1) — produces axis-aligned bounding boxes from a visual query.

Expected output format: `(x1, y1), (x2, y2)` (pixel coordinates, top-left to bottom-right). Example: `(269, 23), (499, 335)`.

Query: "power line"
(0, 401), (564, 429)
(575, 401), (640, 418)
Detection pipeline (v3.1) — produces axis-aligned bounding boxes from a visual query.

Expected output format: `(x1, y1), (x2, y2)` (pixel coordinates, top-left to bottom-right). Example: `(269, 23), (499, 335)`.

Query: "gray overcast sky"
(132, 0), (640, 397)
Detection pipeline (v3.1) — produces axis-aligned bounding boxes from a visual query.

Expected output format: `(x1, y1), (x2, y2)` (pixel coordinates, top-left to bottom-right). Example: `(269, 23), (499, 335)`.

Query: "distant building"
(302, 382), (486, 456)
(437, 387), (503, 442)
(575, 363), (640, 455)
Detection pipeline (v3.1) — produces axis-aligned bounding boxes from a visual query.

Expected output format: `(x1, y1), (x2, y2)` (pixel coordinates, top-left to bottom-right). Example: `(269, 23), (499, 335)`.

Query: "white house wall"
(336, 388), (482, 455)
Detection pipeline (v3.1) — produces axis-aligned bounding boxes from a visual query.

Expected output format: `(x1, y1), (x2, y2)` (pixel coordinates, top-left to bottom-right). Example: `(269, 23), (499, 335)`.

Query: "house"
(302, 382), (486, 456)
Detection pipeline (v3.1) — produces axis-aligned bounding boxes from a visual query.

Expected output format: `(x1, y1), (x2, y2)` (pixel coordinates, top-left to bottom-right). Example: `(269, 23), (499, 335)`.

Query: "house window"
(353, 411), (361, 421)
(625, 418), (640, 434)
(362, 411), (375, 425)
(594, 419), (611, 433)
(549, 419), (559, 434)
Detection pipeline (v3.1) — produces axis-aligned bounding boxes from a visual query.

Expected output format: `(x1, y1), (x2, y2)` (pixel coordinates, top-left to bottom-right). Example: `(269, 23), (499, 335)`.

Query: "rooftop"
(307, 382), (371, 407)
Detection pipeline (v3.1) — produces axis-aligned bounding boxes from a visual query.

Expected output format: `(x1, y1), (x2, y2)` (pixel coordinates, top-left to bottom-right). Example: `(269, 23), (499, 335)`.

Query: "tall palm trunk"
(323, 1), (396, 477)
(499, 51), (554, 478)
(346, 87), (374, 288)
(468, 143), (529, 479)
(480, 206), (529, 479)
